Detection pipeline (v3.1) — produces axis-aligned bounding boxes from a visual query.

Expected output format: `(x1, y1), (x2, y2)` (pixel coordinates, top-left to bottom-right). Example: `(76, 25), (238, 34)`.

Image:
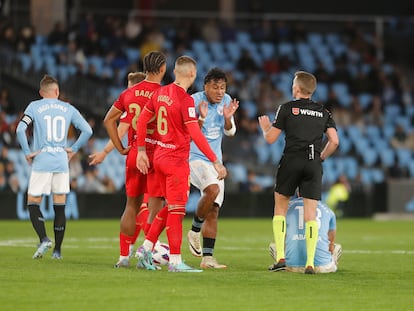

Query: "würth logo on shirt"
(292, 108), (323, 118)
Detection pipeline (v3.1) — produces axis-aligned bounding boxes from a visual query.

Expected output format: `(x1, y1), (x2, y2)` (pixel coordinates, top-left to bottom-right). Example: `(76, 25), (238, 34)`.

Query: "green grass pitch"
(0, 218), (413, 311)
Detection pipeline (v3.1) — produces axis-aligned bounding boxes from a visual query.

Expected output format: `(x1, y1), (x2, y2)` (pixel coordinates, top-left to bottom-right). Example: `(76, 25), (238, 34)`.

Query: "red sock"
(143, 222), (151, 236)
(165, 206), (185, 255)
(132, 204), (149, 244)
(119, 232), (134, 257)
(146, 205), (168, 244)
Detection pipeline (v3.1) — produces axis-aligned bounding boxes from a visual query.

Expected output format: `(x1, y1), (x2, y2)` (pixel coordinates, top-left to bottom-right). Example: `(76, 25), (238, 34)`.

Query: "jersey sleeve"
(325, 109), (337, 130)
(70, 107), (93, 152)
(273, 103), (286, 130)
(113, 92), (126, 112)
(181, 95), (198, 124)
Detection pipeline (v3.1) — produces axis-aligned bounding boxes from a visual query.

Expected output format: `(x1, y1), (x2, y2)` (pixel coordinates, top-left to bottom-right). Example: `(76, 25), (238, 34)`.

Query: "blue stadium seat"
(361, 148), (378, 167)
(325, 33), (340, 46)
(370, 168), (385, 183)
(18, 53), (32, 72)
(359, 93), (373, 110)
(331, 82), (351, 107)
(269, 140), (284, 164)
(225, 41), (241, 62)
(226, 163), (248, 183)
(259, 42), (275, 60)
(278, 42), (294, 57)
(236, 32), (251, 47)
(210, 41), (228, 62)
(395, 148), (412, 167)
(254, 175), (274, 189)
(240, 100), (257, 119)
(186, 191), (200, 213)
(254, 139), (270, 165)
(307, 32), (323, 48)
(125, 48), (140, 63)
(314, 82), (328, 102)
(343, 157), (359, 180)
(379, 148), (395, 167)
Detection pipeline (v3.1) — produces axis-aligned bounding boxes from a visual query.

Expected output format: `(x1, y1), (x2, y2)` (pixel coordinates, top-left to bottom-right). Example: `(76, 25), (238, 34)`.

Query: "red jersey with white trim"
(144, 83), (198, 162)
(113, 80), (161, 148)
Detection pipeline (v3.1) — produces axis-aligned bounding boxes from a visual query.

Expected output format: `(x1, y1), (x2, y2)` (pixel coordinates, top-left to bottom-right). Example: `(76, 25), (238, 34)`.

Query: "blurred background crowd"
(1, 1), (414, 215)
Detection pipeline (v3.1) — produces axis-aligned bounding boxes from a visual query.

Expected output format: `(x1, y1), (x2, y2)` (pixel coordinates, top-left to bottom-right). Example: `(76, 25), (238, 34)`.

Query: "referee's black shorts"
(275, 154), (323, 200)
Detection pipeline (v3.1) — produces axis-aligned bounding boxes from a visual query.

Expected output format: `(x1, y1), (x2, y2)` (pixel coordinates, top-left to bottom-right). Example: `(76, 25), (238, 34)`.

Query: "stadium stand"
(1, 12), (413, 202)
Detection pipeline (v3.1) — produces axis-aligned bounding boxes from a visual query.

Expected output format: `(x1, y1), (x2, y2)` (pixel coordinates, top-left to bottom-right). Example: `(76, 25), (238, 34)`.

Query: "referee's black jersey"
(273, 98), (336, 155)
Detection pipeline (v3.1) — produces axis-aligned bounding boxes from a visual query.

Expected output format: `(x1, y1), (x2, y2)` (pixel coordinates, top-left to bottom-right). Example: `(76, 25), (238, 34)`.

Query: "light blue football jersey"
(16, 98), (92, 172)
(189, 91), (233, 163)
(285, 197), (336, 267)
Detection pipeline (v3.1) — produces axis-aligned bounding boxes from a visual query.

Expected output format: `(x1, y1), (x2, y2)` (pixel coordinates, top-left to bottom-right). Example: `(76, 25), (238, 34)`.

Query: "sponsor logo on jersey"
(292, 108), (323, 118)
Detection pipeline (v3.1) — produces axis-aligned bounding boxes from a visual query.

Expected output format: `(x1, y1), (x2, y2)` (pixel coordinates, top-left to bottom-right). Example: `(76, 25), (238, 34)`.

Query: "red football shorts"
(125, 146), (147, 197)
(153, 158), (190, 205)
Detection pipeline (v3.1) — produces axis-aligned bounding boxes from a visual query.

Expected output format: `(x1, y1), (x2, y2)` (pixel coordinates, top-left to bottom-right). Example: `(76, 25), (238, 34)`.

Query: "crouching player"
(268, 195), (342, 273)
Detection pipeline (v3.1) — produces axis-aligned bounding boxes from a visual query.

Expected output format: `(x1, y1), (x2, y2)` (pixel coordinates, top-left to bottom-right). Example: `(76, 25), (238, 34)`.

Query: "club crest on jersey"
(188, 107), (196, 117)
(292, 108), (300, 115)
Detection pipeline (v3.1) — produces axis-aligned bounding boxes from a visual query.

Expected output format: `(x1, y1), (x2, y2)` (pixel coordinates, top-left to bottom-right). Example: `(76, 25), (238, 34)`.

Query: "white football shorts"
(28, 171), (70, 196)
(190, 159), (224, 207)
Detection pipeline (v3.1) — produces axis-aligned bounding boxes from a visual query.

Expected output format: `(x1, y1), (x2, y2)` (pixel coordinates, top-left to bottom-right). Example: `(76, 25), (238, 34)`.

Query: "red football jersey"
(144, 83), (198, 162)
(113, 80), (161, 148)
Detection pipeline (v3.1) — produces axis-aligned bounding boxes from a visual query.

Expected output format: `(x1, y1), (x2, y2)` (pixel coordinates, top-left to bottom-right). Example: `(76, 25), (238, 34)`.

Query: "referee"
(258, 71), (339, 274)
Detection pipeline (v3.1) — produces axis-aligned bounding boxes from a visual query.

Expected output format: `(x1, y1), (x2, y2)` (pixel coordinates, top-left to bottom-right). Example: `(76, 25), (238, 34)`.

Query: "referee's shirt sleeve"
(273, 104), (285, 130)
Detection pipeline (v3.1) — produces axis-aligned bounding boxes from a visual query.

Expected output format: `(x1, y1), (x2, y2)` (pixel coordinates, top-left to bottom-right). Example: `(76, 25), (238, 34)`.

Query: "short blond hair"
(294, 71), (317, 95)
(127, 71), (146, 86)
(40, 74), (59, 92)
(174, 55), (197, 75)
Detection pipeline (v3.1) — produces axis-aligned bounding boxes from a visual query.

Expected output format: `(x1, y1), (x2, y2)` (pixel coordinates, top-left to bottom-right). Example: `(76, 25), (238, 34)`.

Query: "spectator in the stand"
(364, 95), (384, 126)
(313, 61), (331, 84)
(57, 39), (86, 69)
(236, 49), (259, 73)
(48, 21), (68, 45)
(15, 25), (35, 54)
(390, 124), (414, 150)
(348, 95), (365, 128)
(219, 19), (237, 42)
(239, 169), (263, 193)
(332, 57), (352, 85)
(124, 13), (142, 46)
(324, 89), (341, 112)
(263, 53), (281, 75)
(387, 156), (409, 179)
(0, 87), (16, 115)
(69, 151), (84, 182)
(0, 163), (11, 192)
(201, 18), (221, 43)
(79, 166), (106, 193)
(325, 174), (351, 217)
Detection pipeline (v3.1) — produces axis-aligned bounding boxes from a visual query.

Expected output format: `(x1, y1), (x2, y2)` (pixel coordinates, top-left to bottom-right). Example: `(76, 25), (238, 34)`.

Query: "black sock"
(28, 204), (47, 242)
(53, 204), (66, 252)
(191, 216), (204, 232)
(202, 237), (216, 257)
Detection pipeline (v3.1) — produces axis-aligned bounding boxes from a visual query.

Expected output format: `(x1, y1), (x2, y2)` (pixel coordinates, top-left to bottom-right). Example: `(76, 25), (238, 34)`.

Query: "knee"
(204, 184), (220, 201)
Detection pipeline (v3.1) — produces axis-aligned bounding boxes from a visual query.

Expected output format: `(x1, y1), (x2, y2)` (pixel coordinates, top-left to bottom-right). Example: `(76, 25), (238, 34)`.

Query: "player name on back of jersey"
(41, 146), (65, 153)
(134, 89), (154, 99)
(37, 103), (67, 113)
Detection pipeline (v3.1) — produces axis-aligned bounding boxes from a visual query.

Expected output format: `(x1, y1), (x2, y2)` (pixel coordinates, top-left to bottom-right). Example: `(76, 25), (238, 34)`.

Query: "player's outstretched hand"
(89, 151), (106, 165)
(258, 115), (272, 133)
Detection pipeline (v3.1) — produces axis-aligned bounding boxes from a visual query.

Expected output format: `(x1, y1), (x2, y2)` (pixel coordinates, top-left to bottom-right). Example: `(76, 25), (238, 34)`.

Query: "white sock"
(169, 254), (182, 265)
(143, 239), (154, 251)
